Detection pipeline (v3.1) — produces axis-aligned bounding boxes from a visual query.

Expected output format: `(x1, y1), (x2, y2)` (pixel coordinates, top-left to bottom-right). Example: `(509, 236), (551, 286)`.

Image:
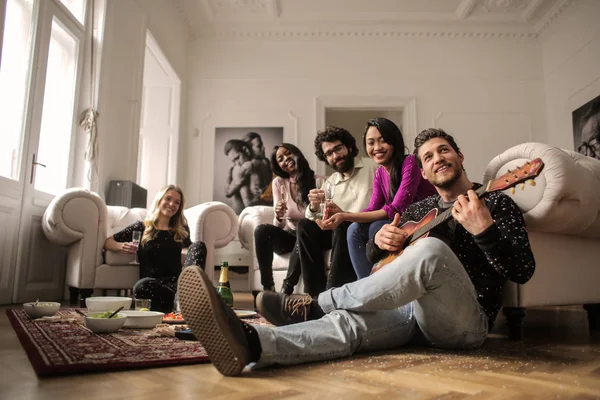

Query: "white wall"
(541, 0), (600, 149)
(93, 0), (187, 198)
(183, 35), (548, 205)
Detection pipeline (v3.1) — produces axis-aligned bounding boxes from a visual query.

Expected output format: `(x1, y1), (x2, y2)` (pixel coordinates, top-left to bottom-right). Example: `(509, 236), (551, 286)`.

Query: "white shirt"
(305, 157), (377, 220)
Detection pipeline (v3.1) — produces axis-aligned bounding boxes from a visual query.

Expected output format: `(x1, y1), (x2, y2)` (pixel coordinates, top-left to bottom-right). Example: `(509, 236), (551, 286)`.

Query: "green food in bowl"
(88, 311), (122, 319)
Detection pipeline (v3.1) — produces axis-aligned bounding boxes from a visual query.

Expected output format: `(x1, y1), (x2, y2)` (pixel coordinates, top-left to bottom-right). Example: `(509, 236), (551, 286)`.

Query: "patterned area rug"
(7, 308), (267, 377)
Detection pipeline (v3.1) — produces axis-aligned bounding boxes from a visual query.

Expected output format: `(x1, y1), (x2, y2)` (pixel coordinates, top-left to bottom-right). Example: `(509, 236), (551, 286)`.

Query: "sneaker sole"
(178, 266), (248, 376)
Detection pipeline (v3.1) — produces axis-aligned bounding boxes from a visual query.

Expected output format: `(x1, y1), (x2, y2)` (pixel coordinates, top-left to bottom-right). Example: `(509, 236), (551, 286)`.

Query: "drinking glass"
(324, 181), (335, 203)
(315, 177), (325, 189)
(280, 186), (290, 220)
(130, 230), (141, 265)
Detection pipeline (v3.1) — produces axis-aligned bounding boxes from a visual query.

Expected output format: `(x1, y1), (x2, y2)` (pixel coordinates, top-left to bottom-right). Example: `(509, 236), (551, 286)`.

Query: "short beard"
(332, 154), (355, 174)
(431, 165), (463, 190)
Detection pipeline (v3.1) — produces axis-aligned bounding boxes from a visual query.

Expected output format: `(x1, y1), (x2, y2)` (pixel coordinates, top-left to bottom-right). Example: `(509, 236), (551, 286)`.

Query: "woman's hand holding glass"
(129, 230), (141, 265)
(275, 186), (288, 221)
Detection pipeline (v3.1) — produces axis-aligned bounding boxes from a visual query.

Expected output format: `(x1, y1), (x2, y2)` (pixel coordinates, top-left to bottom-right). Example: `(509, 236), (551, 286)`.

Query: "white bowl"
(23, 302), (61, 319)
(85, 296), (132, 312)
(121, 310), (164, 329)
(84, 312), (127, 333)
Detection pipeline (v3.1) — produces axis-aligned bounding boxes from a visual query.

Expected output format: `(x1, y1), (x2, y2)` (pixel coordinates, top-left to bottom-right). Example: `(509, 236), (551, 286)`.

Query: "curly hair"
(141, 185), (189, 246)
(363, 117), (407, 200)
(413, 128), (461, 168)
(314, 125), (359, 162)
(271, 143), (316, 207)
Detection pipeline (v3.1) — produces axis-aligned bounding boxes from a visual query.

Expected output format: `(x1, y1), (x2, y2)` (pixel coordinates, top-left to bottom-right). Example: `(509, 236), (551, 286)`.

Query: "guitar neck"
(406, 185), (488, 244)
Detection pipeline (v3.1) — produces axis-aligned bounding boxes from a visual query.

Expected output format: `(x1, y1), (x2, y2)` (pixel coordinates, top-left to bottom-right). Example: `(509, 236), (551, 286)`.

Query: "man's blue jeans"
(347, 220), (390, 278)
(252, 238), (489, 368)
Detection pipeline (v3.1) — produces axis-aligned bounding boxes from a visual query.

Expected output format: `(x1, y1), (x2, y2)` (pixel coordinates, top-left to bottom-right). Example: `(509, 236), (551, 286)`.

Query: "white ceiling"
(173, 0), (571, 40)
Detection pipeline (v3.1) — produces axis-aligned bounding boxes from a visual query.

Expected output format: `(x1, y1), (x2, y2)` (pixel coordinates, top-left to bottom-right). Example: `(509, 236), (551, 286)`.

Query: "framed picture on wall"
(213, 127), (284, 214)
(573, 94), (600, 160)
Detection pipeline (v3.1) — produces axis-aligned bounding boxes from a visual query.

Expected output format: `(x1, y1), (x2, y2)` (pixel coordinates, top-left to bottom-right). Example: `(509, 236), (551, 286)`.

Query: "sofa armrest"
(484, 142), (600, 237)
(184, 201), (238, 284)
(42, 188), (107, 289)
(238, 206), (275, 251)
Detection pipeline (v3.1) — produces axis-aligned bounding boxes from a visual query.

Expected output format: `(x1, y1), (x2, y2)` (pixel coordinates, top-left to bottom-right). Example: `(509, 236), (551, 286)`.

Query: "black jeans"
(254, 224), (297, 290)
(291, 218), (356, 297)
(132, 241), (207, 313)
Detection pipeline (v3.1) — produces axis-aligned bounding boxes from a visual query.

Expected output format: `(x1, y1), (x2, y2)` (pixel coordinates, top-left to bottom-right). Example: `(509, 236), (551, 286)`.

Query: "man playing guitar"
(176, 128), (537, 376)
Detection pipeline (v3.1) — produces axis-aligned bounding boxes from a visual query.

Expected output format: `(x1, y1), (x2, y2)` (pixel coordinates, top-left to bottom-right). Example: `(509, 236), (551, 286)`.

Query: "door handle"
(30, 153), (46, 184)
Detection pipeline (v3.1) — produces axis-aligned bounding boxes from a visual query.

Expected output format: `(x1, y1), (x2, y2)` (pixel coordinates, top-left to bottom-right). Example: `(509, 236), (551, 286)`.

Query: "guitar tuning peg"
(529, 180), (536, 186)
(521, 183), (525, 190)
(511, 187), (516, 195)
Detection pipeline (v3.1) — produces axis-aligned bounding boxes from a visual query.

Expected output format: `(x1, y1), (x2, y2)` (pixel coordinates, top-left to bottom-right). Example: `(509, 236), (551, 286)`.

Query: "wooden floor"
(2, 293), (600, 399)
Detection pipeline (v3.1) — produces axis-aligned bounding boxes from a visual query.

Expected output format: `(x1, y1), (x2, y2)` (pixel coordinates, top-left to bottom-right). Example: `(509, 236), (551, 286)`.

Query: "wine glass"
(279, 186), (289, 220)
(130, 231), (141, 265)
(315, 177), (325, 190)
(324, 181), (335, 203)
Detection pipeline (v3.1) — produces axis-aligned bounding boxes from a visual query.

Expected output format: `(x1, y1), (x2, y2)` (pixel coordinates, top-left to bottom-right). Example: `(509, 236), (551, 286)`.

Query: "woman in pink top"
(254, 143), (320, 292)
(335, 117), (436, 278)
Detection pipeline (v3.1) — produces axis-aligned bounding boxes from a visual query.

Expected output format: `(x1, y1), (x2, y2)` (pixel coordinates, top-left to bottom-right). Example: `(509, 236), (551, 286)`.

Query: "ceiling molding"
(456, 0), (478, 20)
(198, 28), (540, 41)
(534, 0), (571, 34)
(521, 0), (544, 22)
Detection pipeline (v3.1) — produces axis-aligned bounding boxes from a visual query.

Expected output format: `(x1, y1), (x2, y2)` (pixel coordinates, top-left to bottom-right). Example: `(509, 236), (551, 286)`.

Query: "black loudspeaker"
(107, 180), (147, 208)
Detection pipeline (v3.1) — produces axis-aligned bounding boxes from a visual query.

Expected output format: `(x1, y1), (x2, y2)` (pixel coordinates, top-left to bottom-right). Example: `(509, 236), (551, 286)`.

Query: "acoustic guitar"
(370, 158), (544, 275)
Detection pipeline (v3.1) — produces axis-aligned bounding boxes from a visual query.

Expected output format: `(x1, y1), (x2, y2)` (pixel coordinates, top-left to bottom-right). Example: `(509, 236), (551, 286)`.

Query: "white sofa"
(484, 142), (600, 338)
(239, 143), (600, 339)
(42, 188), (239, 305)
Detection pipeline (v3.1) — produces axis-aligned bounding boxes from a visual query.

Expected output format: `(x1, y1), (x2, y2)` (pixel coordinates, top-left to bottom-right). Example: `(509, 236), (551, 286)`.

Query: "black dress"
(112, 221), (206, 312)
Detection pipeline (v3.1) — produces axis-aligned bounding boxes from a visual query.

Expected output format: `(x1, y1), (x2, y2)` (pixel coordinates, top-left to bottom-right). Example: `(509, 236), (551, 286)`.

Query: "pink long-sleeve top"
(272, 175), (323, 230)
(362, 154), (437, 219)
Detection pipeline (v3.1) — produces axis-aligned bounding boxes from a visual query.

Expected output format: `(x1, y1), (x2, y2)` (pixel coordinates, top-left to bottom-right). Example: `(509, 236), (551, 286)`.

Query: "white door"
(137, 32), (181, 207)
(0, 0), (86, 304)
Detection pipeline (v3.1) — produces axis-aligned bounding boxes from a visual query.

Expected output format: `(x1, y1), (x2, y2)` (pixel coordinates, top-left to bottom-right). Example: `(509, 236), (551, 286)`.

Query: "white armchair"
(238, 206), (331, 294)
(42, 188), (238, 304)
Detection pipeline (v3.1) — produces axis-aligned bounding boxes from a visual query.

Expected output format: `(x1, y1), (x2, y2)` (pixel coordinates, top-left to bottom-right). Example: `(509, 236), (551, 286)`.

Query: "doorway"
(324, 108), (403, 176)
(137, 31), (181, 207)
(315, 96), (416, 177)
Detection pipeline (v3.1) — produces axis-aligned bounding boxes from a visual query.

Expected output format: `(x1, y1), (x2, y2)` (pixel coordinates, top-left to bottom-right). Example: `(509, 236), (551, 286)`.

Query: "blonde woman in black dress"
(104, 185), (206, 312)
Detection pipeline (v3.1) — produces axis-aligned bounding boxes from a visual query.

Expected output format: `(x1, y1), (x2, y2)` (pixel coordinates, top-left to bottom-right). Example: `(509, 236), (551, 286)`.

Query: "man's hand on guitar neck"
(374, 213), (408, 252)
(452, 190), (494, 236)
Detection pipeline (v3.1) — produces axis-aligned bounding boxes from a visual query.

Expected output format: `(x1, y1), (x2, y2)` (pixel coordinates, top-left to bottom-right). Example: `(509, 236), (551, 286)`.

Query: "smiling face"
(275, 146), (297, 175)
(365, 126), (394, 168)
(417, 137), (465, 189)
(159, 189), (182, 219)
(322, 140), (353, 173)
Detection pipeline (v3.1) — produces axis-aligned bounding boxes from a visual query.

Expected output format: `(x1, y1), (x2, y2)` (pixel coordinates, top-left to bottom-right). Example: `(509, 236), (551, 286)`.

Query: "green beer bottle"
(216, 261), (234, 308)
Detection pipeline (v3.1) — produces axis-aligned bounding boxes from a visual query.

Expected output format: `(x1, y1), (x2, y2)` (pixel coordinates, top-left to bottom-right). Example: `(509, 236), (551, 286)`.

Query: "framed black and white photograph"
(573, 94), (600, 160)
(213, 127), (284, 214)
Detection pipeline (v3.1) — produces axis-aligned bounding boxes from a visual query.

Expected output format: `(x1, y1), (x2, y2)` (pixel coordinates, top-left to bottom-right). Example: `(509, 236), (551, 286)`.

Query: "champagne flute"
(279, 185), (290, 220)
(130, 230), (141, 265)
(315, 176), (325, 190)
(324, 181), (335, 203)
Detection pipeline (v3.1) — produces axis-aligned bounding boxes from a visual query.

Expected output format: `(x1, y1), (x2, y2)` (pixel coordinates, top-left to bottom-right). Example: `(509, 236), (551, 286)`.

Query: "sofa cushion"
(106, 206), (147, 237)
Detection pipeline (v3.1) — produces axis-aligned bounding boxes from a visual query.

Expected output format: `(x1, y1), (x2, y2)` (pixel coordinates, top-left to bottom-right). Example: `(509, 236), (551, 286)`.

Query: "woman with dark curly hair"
(254, 143), (323, 292)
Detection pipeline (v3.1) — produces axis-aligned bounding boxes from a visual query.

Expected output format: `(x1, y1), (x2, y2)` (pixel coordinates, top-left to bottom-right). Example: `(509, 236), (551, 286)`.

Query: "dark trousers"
(133, 241), (206, 313)
(289, 218), (356, 297)
(254, 224), (297, 290)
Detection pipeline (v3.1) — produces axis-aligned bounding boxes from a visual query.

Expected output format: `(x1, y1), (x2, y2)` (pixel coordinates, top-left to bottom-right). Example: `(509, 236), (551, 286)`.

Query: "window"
(0, 0), (88, 194)
(0, 0), (35, 181)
